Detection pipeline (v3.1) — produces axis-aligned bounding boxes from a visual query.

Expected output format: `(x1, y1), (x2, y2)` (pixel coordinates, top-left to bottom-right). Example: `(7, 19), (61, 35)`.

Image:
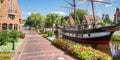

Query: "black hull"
(63, 32), (113, 44)
(62, 25), (116, 44)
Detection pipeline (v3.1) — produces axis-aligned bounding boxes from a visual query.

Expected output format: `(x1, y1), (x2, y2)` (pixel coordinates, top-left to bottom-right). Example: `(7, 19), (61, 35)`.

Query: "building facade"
(82, 15), (102, 28)
(114, 8), (120, 23)
(0, 0), (22, 31)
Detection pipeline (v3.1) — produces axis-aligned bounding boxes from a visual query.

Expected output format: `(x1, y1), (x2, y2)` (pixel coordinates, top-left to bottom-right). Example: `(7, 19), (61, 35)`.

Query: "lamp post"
(55, 16), (58, 38)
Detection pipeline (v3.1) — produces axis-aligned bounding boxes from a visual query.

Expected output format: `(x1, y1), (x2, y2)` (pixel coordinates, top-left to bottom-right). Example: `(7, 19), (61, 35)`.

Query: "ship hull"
(62, 31), (114, 44)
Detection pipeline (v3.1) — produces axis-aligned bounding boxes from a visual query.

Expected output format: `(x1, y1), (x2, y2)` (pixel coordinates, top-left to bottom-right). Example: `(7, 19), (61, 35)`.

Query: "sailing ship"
(61, 0), (120, 44)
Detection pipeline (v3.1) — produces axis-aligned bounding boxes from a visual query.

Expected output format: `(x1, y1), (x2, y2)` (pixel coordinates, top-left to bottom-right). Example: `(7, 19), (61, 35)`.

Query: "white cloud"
(27, 12), (32, 16)
(105, 4), (112, 8)
(21, 11), (32, 19)
(50, 11), (68, 16)
(22, 11), (32, 16)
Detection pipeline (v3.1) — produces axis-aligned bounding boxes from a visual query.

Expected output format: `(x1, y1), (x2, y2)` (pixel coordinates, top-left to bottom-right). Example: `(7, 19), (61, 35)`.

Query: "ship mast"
(91, 1), (96, 28)
(73, 0), (76, 24)
(88, 0), (112, 28)
(64, 0), (76, 24)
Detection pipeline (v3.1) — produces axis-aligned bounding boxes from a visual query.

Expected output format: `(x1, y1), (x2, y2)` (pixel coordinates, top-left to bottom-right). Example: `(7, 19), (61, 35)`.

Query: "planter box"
(19, 33), (25, 39)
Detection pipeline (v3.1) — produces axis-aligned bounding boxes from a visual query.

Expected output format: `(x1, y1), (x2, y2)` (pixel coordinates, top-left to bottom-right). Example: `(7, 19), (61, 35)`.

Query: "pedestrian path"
(16, 31), (77, 60)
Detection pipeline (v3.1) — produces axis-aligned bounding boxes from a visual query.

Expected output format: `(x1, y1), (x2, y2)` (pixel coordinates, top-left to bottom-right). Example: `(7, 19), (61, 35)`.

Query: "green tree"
(104, 14), (113, 25)
(46, 13), (62, 31)
(26, 13), (45, 29)
(70, 9), (88, 24)
(22, 19), (26, 24)
(102, 14), (105, 20)
(0, 0), (3, 3)
(26, 17), (33, 29)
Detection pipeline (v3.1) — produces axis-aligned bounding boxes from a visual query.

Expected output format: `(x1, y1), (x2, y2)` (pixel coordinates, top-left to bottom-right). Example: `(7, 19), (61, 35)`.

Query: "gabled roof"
(69, 15), (75, 25)
(83, 15), (102, 24)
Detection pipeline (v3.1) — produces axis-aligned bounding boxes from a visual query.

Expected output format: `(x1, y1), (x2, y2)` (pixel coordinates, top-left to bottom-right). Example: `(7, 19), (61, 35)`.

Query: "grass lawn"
(0, 39), (23, 54)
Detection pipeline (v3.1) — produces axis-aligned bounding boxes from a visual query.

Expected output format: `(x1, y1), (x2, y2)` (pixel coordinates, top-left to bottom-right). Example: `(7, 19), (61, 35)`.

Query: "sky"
(18, 0), (120, 20)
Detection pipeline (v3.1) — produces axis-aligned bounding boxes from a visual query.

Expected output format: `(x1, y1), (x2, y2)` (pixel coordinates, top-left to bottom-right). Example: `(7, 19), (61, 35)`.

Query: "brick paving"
(15, 31), (77, 60)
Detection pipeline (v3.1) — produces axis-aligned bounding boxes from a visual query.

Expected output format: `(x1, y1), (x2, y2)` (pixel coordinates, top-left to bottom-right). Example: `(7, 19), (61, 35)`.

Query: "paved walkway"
(15, 31), (76, 60)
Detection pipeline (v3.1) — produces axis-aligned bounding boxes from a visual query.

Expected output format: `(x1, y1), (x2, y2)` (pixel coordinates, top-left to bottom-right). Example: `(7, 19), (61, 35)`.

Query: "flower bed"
(0, 39), (23, 54)
(0, 56), (11, 60)
(53, 39), (68, 48)
(52, 39), (111, 60)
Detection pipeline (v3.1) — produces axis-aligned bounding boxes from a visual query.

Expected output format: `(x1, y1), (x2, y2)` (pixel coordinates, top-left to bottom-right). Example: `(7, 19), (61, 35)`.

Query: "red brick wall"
(114, 8), (120, 23)
(0, 0), (22, 31)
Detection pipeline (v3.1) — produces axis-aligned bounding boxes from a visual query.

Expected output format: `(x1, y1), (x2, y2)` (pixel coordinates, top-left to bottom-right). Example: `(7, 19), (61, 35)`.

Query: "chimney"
(116, 8), (120, 13)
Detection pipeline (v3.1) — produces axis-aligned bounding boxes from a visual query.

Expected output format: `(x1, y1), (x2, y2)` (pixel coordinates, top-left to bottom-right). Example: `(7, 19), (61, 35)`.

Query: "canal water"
(82, 41), (120, 56)
(110, 41), (120, 56)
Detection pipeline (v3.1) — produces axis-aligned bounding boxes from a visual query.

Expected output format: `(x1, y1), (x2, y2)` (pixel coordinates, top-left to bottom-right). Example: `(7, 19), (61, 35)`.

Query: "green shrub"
(0, 30), (9, 46)
(36, 29), (41, 33)
(9, 30), (21, 42)
(42, 34), (48, 37)
(111, 35), (120, 41)
(47, 31), (54, 37)
(0, 56), (11, 60)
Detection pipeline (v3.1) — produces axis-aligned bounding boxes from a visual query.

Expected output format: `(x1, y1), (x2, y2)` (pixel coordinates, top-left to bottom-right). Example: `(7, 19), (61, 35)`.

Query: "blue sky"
(18, 0), (120, 20)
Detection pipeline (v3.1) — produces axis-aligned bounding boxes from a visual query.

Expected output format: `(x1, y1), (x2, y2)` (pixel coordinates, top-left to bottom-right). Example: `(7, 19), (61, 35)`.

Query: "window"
(8, 15), (15, 20)
(4, 5), (7, 11)
(2, 23), (7, 30)
(9, 24), (12, 30)
(9, 7), (14, 13)
(13, 2), (16, 6)
(117, 16), (120, 22)
(8, 0), (11, 3)
(118, 17), (120, 20)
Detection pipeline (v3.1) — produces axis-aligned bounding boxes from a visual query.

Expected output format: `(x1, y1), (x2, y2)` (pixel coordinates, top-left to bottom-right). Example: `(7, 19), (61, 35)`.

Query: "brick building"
(114, 8), (120, 23)
(82, 15), (102, 28)
(0, 0), (22, 31)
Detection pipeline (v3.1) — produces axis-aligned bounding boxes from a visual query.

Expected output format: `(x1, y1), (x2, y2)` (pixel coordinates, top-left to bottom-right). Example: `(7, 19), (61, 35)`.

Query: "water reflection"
(81, 41), (120, 56)
(81, 43), (112, 56)
(111, 41), (120, 56)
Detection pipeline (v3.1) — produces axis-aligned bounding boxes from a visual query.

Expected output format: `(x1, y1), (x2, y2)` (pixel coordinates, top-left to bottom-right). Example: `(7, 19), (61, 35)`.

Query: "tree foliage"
(0, 0), (4, 3)
(26, 13), (45, 29)
(102, 14), (113, 25)
(9, 30), (21, 42)
(0, 30), (21, 46)
(0, 31), (9, 45)
(46, 13), (63, 28)
(70, 9), (88, 24)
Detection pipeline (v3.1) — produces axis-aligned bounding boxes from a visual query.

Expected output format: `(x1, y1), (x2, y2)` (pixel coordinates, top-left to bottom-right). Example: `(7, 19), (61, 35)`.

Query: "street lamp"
(55, 16), (58, 38)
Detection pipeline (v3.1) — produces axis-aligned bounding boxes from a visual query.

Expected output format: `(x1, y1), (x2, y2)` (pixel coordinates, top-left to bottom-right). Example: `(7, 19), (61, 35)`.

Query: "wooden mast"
(91, 1), (96, 28)
(73, 0), (76, 24)
(89, 0), (112, 28)
(63, 0), (76, 25)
